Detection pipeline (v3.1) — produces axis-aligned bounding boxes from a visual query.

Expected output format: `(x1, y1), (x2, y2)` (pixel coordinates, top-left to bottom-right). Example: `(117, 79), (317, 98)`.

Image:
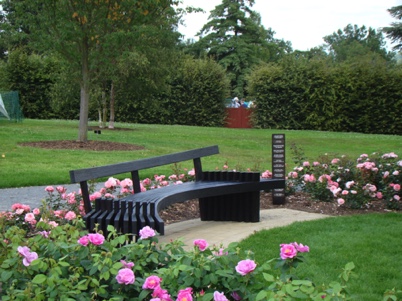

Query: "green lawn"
(1, 119), (401, 188)
(238, 213), (402, 301)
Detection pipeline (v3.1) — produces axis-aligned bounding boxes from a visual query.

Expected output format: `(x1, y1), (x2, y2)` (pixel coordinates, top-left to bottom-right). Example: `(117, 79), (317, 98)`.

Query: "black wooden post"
(272, 134), (286, 204)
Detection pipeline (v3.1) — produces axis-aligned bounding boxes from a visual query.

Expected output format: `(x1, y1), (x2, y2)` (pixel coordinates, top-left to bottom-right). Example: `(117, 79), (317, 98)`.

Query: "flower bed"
(0, 152), (401, 300)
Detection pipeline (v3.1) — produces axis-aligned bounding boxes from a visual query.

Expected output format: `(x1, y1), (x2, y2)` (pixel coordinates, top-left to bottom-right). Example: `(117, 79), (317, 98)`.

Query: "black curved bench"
(69, 145), (286, 237)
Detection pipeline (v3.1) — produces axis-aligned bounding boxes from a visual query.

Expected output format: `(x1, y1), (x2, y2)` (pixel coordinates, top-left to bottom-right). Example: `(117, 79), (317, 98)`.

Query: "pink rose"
(213, 291), (229, 301)
(64, 211), (76, 221)
(120, 178), (133, 188)
(235, 259), (256, 275)
(394, 195), (401, 201)
(188, 169), (195, 176)
(139, 226), (156, 239)
(302, 161), (310, 167)
(292, 242), (310, 253)
(393, 184), (401, 192)
(105, 177), (118, 189)
(33, 208), (40, 215)
(120, 260), (134, 269)
(77, 235), (89, 246)
(376, 192), (383, 199)
(90, 191), (102, 201)
(17, 246), (38, 266)
(24, 213), (36, 223)
(56, 186), (66, 193)
(193, 239), (208, 251)
(87, 233), (105, 245)
(331, 158), (340, 164)
(152, 285), (171, 300)
(45, 186), (54, 193)
(48, 221), (58, 228)
(116, 268), (135, 285)
(280, 244), (297, 259)
(177, 287), (193, 301)
(337, 198), (345, 205)
(142, 275), (162, 290)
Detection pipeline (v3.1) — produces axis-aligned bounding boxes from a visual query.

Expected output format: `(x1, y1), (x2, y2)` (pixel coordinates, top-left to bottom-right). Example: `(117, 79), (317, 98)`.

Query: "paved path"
(0, 185), (330, 248)
(158, 209), (329, 249)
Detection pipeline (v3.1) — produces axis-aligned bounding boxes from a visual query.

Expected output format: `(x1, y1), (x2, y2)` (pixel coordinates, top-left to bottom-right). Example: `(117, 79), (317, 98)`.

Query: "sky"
(178, 0), (401, 51)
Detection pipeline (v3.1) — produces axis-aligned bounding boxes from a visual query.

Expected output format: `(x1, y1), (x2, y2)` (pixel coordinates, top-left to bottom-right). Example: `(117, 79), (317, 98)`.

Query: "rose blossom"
(56, 186), (66, 194)
(393, 184), (401, 192)
(33, 208), (40, 215)
(337, 198), (345, 205)
(87, 233), (105, 245)
(177, 287), (193, 301)
(116, 268), (135, 285)
(152, 285), (172, 300)
(292, 242), (310, 253)
(77, 235), (90, 246)
(394, 195), (401, 201)
(90, 191), (102, 201)
(139, 226), (156, 239)
(188, 169), (195, 176)
(213, 291), (229, 301)
(376, 192), (383, 199)
(235, 259), (257, 275)
(17, 246), (38, 266)
(64, 211), (76, 221)
(45, 186), (54, 193)
(120, 260), (134, 269)
(280, 244), (297, 259)
(193, 239), (208, 251)
(24, 213), (36, 223)
(105, 177), (119, 188)
(142, 275), (162, 290)
(48, 221), (58, 228)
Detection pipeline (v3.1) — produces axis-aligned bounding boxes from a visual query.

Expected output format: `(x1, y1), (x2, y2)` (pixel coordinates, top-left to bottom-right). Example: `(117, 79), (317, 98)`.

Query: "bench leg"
(199, 191), (260, 222)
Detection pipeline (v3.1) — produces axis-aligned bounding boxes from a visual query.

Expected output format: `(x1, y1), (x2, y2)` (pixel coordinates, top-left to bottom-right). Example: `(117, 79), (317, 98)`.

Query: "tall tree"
(324, 24), (394, 62)
(6, 0), (179, 142)
(382, 5), (402, 51)
(189, 0), (289, 97)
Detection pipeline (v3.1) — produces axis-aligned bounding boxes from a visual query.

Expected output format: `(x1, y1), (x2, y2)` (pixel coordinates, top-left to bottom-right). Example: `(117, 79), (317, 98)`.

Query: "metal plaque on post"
(272, 134), (286, 204)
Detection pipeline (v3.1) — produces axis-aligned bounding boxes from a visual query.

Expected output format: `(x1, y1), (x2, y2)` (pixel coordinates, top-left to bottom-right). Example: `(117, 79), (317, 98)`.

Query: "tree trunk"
(109, 82), (115, 129)
(78, 39), (90, 142)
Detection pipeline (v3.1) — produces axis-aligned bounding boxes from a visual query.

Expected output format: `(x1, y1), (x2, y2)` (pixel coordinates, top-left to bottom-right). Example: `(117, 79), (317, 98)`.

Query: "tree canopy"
(188, 0), (291, 97)
(2, 0), (180, 141)
(323, 24), (394, 62)
(382, 5), (402, 51)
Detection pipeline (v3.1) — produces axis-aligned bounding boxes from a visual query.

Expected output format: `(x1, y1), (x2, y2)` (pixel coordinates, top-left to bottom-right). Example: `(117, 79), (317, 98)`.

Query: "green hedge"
(247, 54), (402, 135)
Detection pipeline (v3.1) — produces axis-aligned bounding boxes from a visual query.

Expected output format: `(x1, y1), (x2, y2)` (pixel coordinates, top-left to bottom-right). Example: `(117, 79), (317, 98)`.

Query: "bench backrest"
(70, 145), (219, 213)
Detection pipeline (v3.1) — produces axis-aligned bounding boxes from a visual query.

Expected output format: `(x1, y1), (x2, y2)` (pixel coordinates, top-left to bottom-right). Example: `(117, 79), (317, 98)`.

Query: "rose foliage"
(0, 217), (355, 300)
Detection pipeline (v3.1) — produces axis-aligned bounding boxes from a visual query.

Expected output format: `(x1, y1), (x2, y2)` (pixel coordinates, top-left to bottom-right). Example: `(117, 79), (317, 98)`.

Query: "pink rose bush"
(1, 216), (354, 301)
(287, 151), (401, 210)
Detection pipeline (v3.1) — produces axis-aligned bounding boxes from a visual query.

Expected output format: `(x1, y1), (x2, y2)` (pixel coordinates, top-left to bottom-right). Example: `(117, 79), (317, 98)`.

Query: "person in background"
(232, 97), (240, 108)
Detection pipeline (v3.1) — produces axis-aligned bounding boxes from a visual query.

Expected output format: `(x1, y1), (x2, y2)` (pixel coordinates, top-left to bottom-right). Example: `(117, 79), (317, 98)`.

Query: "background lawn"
(0, 119), (401, 188)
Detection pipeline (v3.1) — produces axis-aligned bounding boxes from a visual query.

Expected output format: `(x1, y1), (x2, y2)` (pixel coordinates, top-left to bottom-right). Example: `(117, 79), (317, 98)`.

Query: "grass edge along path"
(238, 213), (402, 301)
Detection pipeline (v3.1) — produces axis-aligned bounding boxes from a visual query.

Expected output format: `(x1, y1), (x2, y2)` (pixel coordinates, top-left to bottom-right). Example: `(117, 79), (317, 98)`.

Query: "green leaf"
(256, 290), (268, 301)
(263, 272), (275, 282)
(32, 274), (47, 284)
(1, 271), (13, 281)
(345, 262), (355, 270)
